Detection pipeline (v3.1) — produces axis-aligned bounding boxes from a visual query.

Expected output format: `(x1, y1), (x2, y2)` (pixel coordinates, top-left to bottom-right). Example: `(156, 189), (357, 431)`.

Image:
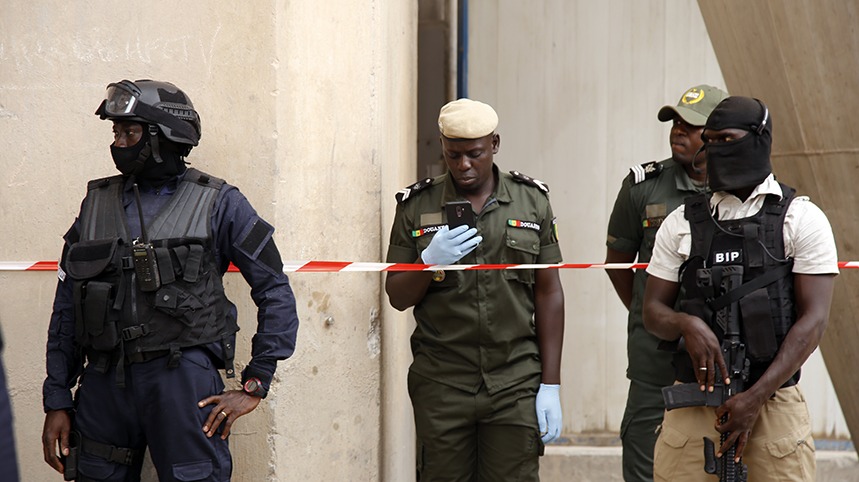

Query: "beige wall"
(467, 0), (848, 439)
(0, 1), (416, 481)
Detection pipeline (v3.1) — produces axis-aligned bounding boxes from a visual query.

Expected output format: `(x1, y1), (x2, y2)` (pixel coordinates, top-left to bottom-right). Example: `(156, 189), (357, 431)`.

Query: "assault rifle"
(662, 265), (750, 482)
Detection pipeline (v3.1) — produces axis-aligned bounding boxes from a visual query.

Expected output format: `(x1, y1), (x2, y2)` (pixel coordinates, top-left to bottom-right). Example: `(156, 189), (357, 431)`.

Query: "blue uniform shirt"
(43, 172), (299, 412)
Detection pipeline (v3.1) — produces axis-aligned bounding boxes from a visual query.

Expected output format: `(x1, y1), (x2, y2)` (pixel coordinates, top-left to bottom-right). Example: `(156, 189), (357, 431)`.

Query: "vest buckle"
(120, 324), (150, 341)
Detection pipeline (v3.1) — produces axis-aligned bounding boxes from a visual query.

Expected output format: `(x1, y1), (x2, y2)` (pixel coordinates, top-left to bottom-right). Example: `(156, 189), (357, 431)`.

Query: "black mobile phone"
(445, 201), (475, 229)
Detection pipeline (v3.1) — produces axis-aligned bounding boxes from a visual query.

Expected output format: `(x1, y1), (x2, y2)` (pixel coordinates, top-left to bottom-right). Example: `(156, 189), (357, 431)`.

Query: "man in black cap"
(606, 84), (726, 481)
(642, 96), (837, 481)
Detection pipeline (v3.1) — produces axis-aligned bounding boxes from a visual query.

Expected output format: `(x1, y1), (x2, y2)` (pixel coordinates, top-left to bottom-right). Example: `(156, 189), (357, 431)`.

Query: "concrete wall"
(466, 0), (849, 439)
(0, 1), (416, 481)
(698, 0), (859, 451)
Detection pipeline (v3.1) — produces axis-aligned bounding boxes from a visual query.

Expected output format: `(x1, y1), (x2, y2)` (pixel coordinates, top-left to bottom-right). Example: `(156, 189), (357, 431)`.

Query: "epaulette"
(395, 177), (434, 203)
(185, 168), (226, 189)
(510, 170), (549, 193)
(629, 161), (663, 185)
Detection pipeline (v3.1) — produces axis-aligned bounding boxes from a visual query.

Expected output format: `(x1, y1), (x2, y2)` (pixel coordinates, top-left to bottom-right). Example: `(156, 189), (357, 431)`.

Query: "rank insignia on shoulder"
(396, 178), (434, 203)
(629, 161), (663, 184)
(510, 171), (549, 193)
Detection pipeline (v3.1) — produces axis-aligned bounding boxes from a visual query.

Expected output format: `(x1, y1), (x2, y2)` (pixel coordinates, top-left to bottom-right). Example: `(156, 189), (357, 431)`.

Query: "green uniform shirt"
(606, 158), (706, 386)
(387, 168), (562, 395)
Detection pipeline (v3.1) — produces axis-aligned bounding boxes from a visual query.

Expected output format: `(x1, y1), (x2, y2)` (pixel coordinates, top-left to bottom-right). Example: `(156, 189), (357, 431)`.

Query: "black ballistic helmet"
(95, 79), (201, 146)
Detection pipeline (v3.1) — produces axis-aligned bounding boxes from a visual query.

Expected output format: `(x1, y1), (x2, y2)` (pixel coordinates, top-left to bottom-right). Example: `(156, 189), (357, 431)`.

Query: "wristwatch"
(242, 377), (268, 399)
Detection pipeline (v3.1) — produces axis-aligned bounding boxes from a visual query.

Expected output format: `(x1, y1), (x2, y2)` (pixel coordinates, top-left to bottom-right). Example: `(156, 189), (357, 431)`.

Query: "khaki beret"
(438, 98), (498, 139)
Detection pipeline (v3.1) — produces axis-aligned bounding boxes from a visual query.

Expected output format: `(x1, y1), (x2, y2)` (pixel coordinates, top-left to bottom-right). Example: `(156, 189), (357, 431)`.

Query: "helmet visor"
(103, 84), (139, 116)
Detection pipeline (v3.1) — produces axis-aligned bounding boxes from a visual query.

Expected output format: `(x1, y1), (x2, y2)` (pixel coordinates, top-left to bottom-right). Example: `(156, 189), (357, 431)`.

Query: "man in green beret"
(385, 98), (566, 481)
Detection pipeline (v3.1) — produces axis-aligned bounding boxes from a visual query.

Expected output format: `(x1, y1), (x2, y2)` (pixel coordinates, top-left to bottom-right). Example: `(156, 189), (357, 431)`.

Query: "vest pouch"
(154, 284), (205, 327)
(65, 238), (120, 280)
(78, 281), (120, 351)
(740, 287), (778, 362)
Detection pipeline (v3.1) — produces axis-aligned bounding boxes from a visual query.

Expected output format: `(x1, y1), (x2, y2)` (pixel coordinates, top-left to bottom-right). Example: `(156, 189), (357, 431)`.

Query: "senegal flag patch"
(507, 219), (540, 231)
(411, 224), (444, 238)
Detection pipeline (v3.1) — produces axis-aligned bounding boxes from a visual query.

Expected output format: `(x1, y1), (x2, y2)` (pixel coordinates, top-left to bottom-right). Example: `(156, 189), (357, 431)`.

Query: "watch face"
(245, 379), (259, 392)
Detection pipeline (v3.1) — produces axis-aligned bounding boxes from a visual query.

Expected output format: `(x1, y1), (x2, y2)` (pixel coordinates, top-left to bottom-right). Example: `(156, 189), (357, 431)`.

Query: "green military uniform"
(606, 158), (706, 481)
(387, 167), (562, 481)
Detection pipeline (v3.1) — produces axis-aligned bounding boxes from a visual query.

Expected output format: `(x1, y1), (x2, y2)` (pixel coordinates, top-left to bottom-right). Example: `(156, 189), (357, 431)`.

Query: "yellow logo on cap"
(682, 88), (705, 105)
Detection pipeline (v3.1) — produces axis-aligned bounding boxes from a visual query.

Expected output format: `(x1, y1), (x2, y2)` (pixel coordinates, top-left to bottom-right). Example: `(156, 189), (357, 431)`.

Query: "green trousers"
(620, 379), (666, 482)
(408, 371), (544, 482)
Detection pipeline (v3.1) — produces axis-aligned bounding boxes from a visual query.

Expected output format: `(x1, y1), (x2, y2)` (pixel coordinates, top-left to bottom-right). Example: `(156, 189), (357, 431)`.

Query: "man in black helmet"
(642, 96), (837, 481)
(41, 79), (300, 481)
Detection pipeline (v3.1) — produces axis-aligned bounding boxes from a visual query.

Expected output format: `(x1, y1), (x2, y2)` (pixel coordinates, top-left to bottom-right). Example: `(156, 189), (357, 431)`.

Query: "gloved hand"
(536, 383), (562, 444)
(420, 224), (482, 265)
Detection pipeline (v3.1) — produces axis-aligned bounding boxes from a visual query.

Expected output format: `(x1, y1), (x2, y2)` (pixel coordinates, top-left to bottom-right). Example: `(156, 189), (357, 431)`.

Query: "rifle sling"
(707, 263), (792, 313)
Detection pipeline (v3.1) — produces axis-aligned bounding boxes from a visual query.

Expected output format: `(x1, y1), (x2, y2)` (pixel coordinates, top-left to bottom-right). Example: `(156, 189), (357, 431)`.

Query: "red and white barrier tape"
(2, 261), (858, 273)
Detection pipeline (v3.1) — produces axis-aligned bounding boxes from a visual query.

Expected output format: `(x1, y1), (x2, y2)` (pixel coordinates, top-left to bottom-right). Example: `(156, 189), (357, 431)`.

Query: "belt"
(81, 435), (144, 466)
(125, 349), (170, 364)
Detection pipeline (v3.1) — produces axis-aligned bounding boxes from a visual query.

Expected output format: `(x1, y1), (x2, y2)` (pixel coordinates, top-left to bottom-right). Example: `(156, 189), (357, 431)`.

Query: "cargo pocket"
(765, 429), (815, 481)
(502, 227), (540, 285)
(512, 429), (543, 481)
(172, 459), (213, 481)
(653, 424), (689, 481)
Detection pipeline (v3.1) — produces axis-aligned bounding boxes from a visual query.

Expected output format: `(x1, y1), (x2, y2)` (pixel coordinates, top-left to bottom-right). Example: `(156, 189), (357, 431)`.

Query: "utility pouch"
(154, 284), (205, 327)
(740, 287), (778, 362)
(80, 281), (120, 351)
(63, 431), (80, 481)
(66, 239), (122, 351)
(66, 238), (120, 279)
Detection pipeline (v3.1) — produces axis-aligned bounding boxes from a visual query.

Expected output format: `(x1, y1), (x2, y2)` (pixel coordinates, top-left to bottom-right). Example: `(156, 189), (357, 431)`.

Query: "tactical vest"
(676, 183), (798, 387)
(64, 169), (238, 376)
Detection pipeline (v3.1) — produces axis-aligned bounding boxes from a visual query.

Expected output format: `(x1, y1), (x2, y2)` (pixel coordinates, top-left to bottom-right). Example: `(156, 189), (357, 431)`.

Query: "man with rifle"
(641, 96), (838, 481)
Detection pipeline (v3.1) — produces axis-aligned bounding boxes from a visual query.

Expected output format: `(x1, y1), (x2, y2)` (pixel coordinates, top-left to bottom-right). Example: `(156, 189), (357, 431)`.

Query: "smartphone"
(445, 201), (475, 229)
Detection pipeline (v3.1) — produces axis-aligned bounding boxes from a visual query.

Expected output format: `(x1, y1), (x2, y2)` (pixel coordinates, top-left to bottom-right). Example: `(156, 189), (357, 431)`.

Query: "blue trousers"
(76, 348), (232, 481)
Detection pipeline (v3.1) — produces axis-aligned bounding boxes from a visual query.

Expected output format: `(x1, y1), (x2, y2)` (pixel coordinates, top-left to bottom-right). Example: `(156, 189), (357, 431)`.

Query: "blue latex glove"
(420, 224), (482, 265)
(536, 383), (562, 444)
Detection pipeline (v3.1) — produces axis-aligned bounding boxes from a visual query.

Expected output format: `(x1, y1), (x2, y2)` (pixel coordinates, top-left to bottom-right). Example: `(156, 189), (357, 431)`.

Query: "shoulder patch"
(628, 161), (663, 185)
(396, 177), (434, 203)
(509, 171), (549, 193)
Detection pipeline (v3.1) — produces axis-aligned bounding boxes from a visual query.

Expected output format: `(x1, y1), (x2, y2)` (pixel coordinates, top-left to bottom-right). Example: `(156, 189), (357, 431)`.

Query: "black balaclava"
(110, 134), (151, 176)
(704, 96), (773, 192)
(111, 124), (187, 183)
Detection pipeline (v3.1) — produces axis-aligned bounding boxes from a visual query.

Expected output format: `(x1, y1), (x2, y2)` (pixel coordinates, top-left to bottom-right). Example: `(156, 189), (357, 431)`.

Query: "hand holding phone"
(420, 224), (482, 265)
(445, 201), (475, 229)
